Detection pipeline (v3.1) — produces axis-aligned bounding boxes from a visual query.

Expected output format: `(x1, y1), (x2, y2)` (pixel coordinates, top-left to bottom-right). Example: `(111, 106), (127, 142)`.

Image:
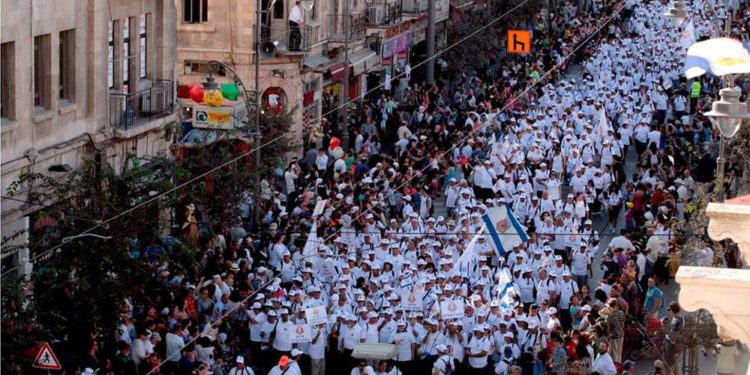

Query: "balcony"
(402, 0), (427, 15)
(260, 24), (316, 54)
(328, 12), (368, 43)
(109, 80), (175, 130)
(365, 0), (403, 26)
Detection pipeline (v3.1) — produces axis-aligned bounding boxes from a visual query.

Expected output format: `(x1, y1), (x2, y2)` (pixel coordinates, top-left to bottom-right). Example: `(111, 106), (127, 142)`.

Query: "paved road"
(429, 64), (749, 373)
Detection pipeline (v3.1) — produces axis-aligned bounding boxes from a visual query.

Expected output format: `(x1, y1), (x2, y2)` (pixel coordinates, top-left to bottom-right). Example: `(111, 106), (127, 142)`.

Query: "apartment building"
(0, 0), (177, 275)
(176, 0), (452, 145)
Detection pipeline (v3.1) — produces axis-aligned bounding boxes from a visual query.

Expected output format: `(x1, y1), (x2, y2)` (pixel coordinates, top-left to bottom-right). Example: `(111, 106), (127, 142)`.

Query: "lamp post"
(663, 0), (688, 26)
(704, 87), (750, 197)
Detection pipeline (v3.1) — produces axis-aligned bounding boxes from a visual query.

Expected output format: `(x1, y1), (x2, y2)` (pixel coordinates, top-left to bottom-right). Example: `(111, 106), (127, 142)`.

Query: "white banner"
(313, 200), (328, 217)
(400, 291), (424, 312)
(440, 299), (465, 320)
(290, 324), (312, 343)
(305, 306), (329, 325)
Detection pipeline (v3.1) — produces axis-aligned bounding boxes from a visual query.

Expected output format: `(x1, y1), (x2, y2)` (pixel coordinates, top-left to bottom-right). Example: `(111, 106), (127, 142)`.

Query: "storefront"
(381, 31), (411, 75)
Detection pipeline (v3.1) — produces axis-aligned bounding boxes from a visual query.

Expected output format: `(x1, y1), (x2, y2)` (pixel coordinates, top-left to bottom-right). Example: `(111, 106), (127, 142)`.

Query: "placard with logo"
(401, 291), (425, 312)
(440, 299), (465, 320)
(290, 324), (312, 343)
(305, 306), (329, 325)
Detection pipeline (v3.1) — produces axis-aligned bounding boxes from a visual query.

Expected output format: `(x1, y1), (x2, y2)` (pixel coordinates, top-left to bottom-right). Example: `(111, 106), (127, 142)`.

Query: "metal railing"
(365, 0), (403, 26)
(402, 0), (427, 14)
(109, 80), (174, 130)
(450, 0), (475, 9)
(328, 12), (368, 42)
(260, 24), (315, 52)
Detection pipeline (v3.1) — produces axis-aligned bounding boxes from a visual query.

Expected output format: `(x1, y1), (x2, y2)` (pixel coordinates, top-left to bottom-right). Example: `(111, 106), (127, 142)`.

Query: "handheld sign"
(33, 343), (62, 370)
(507, 30), (531, 54)
(401, 290), (425, 312)
(290, 324), (312, 343)
(305, 305), (329, 325)
(440, 299), (465, 320)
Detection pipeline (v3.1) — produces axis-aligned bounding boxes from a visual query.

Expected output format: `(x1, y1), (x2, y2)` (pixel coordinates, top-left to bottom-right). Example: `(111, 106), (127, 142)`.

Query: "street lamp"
(705, 88), (749, 138)
(704, 87), (750, 190)
(663, 0), (688, 26)
(301, 0), (314, 11)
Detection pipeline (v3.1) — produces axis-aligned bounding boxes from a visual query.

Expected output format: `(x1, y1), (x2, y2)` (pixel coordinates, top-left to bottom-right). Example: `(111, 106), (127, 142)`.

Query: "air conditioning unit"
(366, 6), (383, 24)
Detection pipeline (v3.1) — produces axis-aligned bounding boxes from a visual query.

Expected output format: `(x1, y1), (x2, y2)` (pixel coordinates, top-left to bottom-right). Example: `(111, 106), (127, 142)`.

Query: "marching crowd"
(84, 0), (750, 375)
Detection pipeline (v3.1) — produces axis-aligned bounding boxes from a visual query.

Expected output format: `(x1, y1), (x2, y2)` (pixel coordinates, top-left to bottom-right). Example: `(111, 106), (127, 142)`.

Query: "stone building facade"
(0, 0), (178, 276)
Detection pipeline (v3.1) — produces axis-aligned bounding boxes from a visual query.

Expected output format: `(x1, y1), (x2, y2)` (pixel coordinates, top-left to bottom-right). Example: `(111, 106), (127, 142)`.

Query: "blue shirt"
(645, 286), (663, 311)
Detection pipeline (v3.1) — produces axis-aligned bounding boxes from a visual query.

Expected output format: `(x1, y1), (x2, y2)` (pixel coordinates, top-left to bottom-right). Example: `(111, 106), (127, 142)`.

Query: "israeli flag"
(456, 228), (482, 275)
(496, 268), (518, 310)
(482, 204), (529, 257)
(684, 38), (750, 79)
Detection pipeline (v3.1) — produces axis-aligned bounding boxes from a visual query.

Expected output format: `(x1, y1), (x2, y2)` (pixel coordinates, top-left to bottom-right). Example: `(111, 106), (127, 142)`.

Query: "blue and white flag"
(496, 268), (518, 310)
(456, 227), (483, 274)
(684, 38), (750, 79)
(482, 204), (529, 256)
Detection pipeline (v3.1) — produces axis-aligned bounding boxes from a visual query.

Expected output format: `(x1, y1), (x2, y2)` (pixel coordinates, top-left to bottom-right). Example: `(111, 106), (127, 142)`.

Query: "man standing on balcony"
(289, 0), (303, 51)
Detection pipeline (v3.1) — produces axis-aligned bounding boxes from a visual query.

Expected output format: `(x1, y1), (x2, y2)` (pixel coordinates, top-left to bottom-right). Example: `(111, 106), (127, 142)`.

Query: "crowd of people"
(65, 0), (750, 375)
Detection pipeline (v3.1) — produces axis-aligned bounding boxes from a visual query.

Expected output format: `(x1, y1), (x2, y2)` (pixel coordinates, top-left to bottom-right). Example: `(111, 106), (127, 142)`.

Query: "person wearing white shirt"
(228, 355), (256, 375)
(350, 360), (376, 375)
(432, 345), (455, 375)
(633, 122), (650, 155)
(307, 323), (328, 375)
(270, 310), (294, 355)
(391, 321), (417, 372)
(288, 1), (303, 51)
(570, 244), (592, 287)
(315, 149), (329, 173)
(165, 324), (185, 363)
(466, 327), (491, 372)
(591, 342), (617, 375)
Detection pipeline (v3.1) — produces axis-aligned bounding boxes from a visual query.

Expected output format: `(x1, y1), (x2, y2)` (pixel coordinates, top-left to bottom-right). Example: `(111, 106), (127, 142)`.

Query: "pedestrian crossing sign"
(33, 343), (62, 370)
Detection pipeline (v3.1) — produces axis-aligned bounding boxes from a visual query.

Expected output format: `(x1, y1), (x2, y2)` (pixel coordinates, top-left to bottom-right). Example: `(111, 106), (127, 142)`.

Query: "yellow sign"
(507, 30), (531, 54)
(192, 106), (235, 129)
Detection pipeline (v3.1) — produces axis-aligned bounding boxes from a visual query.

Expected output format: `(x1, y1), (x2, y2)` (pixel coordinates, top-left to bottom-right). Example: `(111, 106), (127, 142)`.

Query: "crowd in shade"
(74, 0), (750, 374)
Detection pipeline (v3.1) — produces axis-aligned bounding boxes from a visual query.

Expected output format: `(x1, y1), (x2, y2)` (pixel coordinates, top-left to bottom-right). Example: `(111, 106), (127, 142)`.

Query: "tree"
(2, 157), (174, 372)
(0, 108), (298, 373)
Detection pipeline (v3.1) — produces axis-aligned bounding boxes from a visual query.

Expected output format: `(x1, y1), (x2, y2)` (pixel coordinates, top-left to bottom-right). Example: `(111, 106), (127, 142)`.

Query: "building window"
(34, 34), (52, 110)
(183, 0), (207, 23)
(1, 42), (15, 122)
(273, 0), (284, 19)
(183, 60), (226, 76)
(108, 21), (114, 88)
(59, 29), (76, 102)
(139, 14), (148, 78)
(123, 18), (130, 90)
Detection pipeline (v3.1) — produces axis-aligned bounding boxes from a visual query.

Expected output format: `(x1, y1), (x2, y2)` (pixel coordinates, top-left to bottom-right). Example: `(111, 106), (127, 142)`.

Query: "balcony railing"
(365, 0), (403, 26)
(109, 80), (174, 130)
(402, 0), (427, 14)
(450, 0), (474, 9)
(328, 12), (368, 42)
(260, 24), (314, 53)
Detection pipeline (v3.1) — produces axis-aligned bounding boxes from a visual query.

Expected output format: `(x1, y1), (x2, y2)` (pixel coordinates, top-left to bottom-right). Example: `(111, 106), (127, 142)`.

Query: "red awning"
(328, 63), (347, 82)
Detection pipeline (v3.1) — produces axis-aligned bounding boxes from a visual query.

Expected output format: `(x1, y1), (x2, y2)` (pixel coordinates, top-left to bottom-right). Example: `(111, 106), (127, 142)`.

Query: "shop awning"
(303, 54), (331, 69)
(348, 49), (378, 76)
(328, 63), (347, 82)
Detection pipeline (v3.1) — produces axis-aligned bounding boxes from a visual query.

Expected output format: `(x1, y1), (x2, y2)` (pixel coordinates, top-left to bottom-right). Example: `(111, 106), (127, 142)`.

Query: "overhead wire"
(2, 0), (533, 279)
(145, 3), (628, 372)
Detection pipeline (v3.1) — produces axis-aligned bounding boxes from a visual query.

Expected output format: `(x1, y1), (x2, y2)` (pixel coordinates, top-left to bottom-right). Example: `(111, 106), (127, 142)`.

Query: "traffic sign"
(32, 343), (62, 370)
(507, 30), (531, 54)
